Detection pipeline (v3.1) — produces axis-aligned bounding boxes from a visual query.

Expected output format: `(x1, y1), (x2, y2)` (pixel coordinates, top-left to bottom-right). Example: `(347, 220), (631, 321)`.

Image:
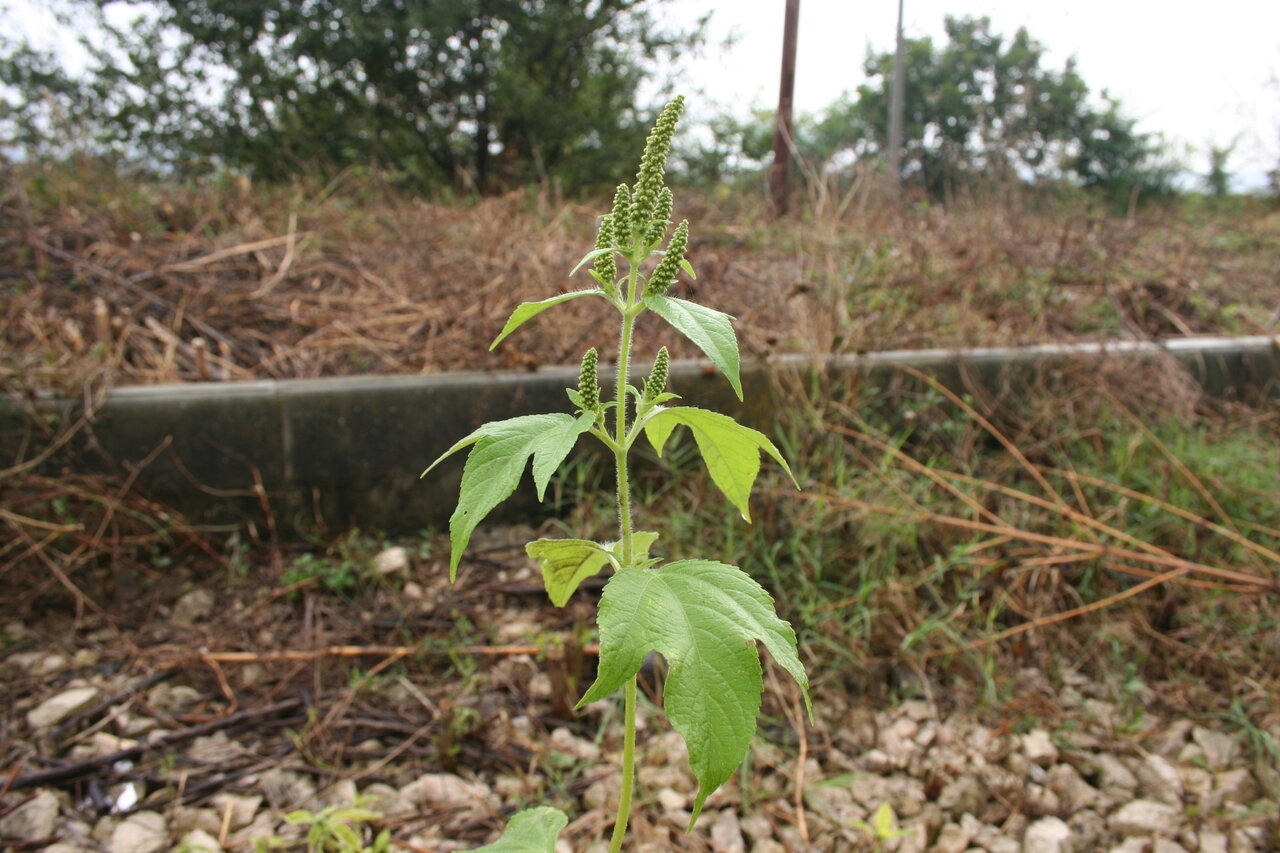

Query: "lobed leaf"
(643, 407), (796, 521)
(467, 806), (568, 853)
(490, 290), (606, 350)
(578, 560), (811, 824)
(642, 294), (741, 399)
(423, 413), (595, 580)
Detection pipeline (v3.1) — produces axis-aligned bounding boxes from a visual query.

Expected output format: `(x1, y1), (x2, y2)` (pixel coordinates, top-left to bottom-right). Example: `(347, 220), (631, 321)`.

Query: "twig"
(8, 699), (302, 790)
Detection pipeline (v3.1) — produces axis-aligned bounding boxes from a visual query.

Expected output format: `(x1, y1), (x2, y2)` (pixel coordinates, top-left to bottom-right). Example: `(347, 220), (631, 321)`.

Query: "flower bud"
(630, 96), (684, 235)
(610, 184), (632, 245)
(578, 347), (601, 412)
(645, 187), (674, 248)
(643, 219), (689, 298)
(594, 215), (618, 289)
(644, 347), (670, 401)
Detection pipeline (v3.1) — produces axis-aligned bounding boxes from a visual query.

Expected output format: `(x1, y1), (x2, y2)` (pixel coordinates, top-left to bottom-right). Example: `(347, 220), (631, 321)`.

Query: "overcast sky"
(5, 0), (1278, 189)
(667, 1), (1280, 190)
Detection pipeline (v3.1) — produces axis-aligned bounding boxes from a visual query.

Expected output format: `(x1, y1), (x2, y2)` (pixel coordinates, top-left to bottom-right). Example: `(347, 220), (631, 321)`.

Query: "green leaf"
(423, 413), (595, 580)
(569, 246), (616, 276)
(527, 532), (659, 606)
(578, 560), (810, 824)
(490, 290), (605, 350)
(612, 530), (660, 567)
(872, 802), (895, 836)
(643, 407), (796, 522)
(467, 807), (568, 853)
(642, 294), (741, 399)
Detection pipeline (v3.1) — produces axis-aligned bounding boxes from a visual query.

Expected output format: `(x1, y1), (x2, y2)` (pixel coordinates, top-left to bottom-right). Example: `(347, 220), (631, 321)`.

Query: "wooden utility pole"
(887, 0), (906, 195)
(769, 0), (801, 216)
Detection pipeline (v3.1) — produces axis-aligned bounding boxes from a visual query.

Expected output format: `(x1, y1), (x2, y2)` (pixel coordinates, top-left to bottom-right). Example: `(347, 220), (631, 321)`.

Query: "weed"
(254, 799), (389, 853)
(423, 97), (810, 850)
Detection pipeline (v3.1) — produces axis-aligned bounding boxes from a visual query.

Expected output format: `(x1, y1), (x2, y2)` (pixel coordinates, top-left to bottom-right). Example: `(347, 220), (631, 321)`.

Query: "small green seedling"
(423, 96), (811, 851)
(254, 800), (390, 853)
(849, 802), (912, 849)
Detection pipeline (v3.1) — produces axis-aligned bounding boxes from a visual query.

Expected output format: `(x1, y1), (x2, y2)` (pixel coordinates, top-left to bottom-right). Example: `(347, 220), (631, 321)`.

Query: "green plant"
(281, 530), (379, 597)
(849, 802), (912, 849)
(422, 96), (811, 851)
(254, 800), (389, 853)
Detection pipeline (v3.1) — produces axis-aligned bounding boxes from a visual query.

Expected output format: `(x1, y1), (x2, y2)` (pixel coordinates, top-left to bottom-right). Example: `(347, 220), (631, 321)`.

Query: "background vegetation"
(3, 5), (1257, 203)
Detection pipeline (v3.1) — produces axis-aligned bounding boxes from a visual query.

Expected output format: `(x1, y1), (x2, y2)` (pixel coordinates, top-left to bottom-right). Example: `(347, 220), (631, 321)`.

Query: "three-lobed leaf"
(467, 806), (567, 853)
(526, 532), (659, 606)
(490, 290), (607, 350)
(578, 560), (811, 824)
(422, 413), (595, 580)
(643, 407), (797, 522)
(643, 294), (741, 400)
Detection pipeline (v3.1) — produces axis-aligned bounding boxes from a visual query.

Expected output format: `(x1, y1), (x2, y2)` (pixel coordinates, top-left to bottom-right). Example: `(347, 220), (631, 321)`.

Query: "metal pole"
(770, 0), (800, 215)
(887, 0), (906, 195)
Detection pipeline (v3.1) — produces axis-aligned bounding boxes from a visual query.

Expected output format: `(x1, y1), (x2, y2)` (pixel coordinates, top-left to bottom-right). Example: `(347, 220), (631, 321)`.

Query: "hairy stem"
(607, 256), (643, 849)
(608, 678), (639, 853)
(613, 265), (640, 566)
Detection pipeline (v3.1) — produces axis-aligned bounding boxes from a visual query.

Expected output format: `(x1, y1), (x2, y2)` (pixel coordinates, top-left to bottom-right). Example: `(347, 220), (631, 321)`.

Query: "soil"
(3, 522), (1278, 852)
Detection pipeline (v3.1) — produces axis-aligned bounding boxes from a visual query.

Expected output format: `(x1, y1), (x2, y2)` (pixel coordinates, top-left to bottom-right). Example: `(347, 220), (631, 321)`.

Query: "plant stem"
(607, 257), (642, 850)
(608, 677), (639, 853)
(613, 265), (640, 566)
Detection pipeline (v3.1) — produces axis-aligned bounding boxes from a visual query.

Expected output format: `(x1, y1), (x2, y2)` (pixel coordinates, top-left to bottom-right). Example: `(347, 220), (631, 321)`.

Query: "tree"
(1203, 139), (1237, 198)
(711, 16), (1172, 203)
(0, 1), (703, 193)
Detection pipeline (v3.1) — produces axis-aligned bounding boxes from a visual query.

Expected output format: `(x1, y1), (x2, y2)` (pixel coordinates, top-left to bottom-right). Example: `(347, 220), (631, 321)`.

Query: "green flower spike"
(578, 347), (601, 412)
(629, 96), (684, 237)
(594, 216), (618, 294)
(644, 347), (670, 401)
(643, 220), (689, 298)
(646, 187), (674, 248)
(610, 184), (632, 246)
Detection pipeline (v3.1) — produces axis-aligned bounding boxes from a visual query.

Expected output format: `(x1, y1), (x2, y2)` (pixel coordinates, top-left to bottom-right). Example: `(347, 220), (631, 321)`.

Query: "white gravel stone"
(1212, 768), (1258, 805)
(740, 812), (773, 843)
(710, 809), (745, 853)
(0, 789), (60, 840)
(1023, 816), (1074, 853)
(179, 828), (223, 851)
(1022, 729), (1059, 766)
(1136, 753), (1183, 805)
(1197, 829), (1229, 853)
(938, 775), (986, 817)
(371, 546), (409, 575)
(656, 787), (686, 812)
(1107, 839), (1151, 853)
(401, 773), (491, 807)
(1091, 753), (1139, 794)
(172, 588), (216, 624)
(210, 792), (262, 831)
(26, 686), (99, 730)
(1107, 799), (1182, 836)
(933, 820), (974, 853)
(1151, 839), (1190, 853)
(549, 727), (600, 761)
(1191, 726), (1237, 770)
(108, 810), (167, 853)
(1045, 762), (1100, 811)
(750, 841), (786, 853)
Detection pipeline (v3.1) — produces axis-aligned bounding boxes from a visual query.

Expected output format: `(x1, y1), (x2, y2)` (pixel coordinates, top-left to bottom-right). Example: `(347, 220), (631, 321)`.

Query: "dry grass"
(3, 161), (1278, 398)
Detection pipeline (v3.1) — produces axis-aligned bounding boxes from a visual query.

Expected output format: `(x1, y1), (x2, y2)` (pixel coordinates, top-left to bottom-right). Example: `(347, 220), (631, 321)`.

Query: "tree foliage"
(683, 16), (1175, 204)
(0, 1), (702, 193)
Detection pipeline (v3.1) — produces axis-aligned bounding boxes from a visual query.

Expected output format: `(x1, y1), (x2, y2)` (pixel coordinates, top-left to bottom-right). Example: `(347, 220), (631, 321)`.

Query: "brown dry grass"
(3, 161), (1278, 398)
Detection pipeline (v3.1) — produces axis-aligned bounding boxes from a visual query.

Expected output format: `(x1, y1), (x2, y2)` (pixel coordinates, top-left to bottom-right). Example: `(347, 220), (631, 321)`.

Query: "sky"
(4, 0), (1279, 190)
(666, 0), (1280, 190)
